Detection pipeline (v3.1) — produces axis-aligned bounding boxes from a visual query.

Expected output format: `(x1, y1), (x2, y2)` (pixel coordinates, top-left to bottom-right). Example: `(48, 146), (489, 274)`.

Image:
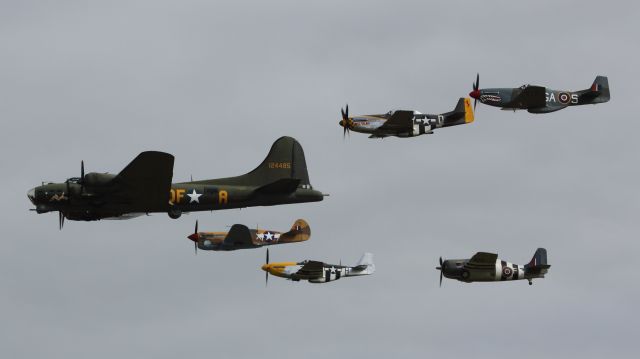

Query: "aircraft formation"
(27, 75), (610, 285)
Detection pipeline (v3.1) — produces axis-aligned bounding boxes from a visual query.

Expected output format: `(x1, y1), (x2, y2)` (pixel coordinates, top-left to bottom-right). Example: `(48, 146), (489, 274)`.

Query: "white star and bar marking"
(187, 189), (203, 203)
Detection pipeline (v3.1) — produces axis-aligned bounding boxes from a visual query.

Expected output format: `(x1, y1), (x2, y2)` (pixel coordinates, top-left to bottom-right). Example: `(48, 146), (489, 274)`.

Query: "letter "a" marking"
(218, 190), (228, 205)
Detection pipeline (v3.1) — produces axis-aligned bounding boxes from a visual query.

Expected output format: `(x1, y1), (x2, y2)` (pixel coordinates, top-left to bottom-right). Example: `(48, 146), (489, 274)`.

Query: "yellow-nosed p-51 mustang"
(262, 250), (374, 284)
(339, 98), (473, 139)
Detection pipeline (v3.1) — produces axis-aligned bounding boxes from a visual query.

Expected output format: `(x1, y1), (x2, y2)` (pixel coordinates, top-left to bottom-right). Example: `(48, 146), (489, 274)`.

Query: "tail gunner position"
(338, 98), (474, 139)
(436, 248), (550, 286)
(27, 137), (325, 228)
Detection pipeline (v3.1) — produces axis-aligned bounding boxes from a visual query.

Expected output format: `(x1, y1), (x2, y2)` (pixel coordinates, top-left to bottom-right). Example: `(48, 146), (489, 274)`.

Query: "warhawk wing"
(465, 252), (498, 270)
(373, 110), (414, 134)
(508, 86), (546, 108)
(222, 224), (254, 247)
(293, 260), (324, 279)
(111, 151), (174, 211)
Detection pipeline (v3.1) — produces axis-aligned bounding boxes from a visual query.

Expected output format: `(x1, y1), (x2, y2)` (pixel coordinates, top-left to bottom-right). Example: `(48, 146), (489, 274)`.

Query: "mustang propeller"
(340, 104), (352, 138)
(436, 256), (444, 287)
(187, 220), (199, 255)
(265, 248), (270, 286)
(470, 73), (480, 110)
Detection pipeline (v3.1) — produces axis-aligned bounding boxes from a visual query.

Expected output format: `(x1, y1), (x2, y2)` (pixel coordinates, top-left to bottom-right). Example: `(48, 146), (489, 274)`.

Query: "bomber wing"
(222, 224), (254, 247)
(294, 260), (325, 279)
(373, 110), (414, 134)
(111, 151), (174, 211)
(508, 86), (546, 108)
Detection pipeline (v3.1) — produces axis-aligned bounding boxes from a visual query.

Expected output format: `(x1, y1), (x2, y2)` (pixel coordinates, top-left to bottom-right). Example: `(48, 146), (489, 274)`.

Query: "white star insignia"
(265, 232), (274, 241)
(187, 189), (202, 203)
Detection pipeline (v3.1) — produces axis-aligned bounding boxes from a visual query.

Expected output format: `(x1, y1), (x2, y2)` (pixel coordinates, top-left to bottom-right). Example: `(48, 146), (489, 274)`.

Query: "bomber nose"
(187, 233), (199, 242)
(261, 264), (269, 272)
(469, 90), (480, 99)
(338, 119), (344, 127)
(27, 188), (36, 204)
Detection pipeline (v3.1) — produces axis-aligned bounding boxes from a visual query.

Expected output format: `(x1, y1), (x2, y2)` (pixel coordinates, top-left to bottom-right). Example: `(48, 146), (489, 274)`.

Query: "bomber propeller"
(436, 256), (444, 287)
(58, 211), (65, 230)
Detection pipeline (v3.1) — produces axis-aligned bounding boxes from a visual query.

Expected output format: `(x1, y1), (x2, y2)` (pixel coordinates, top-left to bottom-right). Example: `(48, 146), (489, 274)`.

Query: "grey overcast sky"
(1, 1), (639, 358)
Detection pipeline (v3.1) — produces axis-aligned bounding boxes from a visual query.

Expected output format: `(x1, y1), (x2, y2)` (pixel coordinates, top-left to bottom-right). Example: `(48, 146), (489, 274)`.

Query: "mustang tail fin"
(580, 75), (610, 104)
(351, 252), (375, 275)
(198, 136), (312, 190)
(524, 248), (551, 278)
(440, 97), (474, 127)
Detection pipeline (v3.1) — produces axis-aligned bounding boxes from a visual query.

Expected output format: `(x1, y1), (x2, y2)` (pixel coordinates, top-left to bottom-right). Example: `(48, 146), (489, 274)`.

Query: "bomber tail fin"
(196, 136), (312, 190)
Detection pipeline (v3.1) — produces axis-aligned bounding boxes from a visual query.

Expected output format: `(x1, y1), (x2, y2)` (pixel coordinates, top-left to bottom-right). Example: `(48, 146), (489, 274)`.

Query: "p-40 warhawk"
(262, 250), (375, 284)
(27, 137), (324, 228)
(469, 74), (610, 113)
(338, 97), (474, 139)
(436, 248), (550, 286)
(186, 219), (310, 253)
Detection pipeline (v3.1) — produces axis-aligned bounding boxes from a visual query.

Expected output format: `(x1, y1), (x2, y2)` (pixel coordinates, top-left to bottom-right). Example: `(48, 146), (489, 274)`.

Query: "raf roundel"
(558, 92), (572, 105)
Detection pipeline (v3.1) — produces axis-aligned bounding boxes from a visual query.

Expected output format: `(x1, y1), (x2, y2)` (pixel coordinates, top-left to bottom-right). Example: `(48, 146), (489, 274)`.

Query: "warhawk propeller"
(338, 98), (474, 139)
(187, 219), (310, 252)
(437, 248), (550, 286)
(469, 74), (610, 113)
(27, 137), (325, 228)
(262, 252), (375, 284)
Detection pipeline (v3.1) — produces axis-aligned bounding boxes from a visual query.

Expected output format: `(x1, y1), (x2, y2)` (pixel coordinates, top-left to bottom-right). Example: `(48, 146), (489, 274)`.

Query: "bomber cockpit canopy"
(519, 84), (530, 90)
(66, 177), (82, 184)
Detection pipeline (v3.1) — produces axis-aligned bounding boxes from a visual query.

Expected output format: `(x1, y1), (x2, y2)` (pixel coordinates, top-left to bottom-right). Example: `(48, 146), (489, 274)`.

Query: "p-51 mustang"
(27, 137), (324, 228)
(469, 74), (610, 113)
(436, 248), (550, 286)
(186, 219), (310, 253)
(262, 250), (375, 284)
(338, 97), (474, 139)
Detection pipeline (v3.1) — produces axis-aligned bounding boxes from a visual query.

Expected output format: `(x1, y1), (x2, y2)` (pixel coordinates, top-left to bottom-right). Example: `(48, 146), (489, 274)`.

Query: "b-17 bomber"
(469, 74), (610, 113)
(338, 98), (474, 139)
(27, 137), (324, 228)
(262, 250), (375, 284)
(437, 248), (550, 286)
(186, 219), (310, 253)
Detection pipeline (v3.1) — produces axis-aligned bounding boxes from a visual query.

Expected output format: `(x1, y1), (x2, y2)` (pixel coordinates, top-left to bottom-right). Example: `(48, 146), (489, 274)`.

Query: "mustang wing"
(510, 86), (546, 108)
(374, 110), (414, 134)
(109, 151), (174, 210)
(294, 260), (325, 278)
(222, 224), (253, 247)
